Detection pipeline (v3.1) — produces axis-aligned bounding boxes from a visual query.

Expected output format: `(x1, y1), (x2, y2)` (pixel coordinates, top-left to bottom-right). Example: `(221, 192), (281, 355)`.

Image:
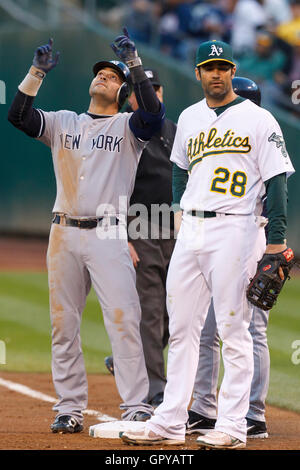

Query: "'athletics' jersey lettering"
(187, 128), (251, 162)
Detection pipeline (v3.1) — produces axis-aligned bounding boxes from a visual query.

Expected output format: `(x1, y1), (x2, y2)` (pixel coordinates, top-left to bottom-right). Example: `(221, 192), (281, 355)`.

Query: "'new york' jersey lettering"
(91, 134), (124, 152)
(60, 133), (81, 150)
(37, 110), (146, 217)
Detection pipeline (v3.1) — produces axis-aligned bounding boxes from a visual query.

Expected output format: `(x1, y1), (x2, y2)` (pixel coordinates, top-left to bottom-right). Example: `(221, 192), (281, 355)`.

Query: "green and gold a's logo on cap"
(209, 44), (223, 56)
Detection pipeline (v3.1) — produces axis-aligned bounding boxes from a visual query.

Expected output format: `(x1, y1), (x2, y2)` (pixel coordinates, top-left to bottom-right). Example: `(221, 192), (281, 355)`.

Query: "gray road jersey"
(37, 110), (146, 217)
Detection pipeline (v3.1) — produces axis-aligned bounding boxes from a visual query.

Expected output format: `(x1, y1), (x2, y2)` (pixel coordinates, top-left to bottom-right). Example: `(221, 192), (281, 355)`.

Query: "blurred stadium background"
(0, 0), (299, 414)
(0, 0), (299, 245)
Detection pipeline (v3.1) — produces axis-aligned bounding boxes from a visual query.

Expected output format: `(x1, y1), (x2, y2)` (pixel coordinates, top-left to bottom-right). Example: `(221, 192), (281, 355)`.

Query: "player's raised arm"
(7, 38), (59, 137)
(111, 27), (165, 141)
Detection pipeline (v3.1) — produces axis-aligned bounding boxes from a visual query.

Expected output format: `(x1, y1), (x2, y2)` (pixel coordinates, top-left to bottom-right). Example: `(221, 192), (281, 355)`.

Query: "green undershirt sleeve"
(172, 163), (188, 212)
(265, 172), (288, 244)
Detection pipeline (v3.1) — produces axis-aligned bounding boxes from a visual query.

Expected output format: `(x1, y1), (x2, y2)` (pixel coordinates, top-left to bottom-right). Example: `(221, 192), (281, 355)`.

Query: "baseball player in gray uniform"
(8, 28), (165, 433)
(187, 78), (269, 440)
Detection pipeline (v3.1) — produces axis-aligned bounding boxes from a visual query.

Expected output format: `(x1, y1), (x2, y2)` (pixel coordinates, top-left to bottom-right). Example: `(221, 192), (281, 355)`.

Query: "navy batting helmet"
(92, 60), (132, 109)
(232, 76), (261, 106)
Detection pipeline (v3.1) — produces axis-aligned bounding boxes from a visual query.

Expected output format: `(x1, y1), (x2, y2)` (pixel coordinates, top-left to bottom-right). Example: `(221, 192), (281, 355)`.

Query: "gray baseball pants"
(47, 222), (152, 424)
(191, 300), (270, 422)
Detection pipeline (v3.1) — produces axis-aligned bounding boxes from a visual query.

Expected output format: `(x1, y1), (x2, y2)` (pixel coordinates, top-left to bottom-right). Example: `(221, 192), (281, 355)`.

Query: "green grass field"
(0, 271), (299, 412)
(0, 272), (111, 373)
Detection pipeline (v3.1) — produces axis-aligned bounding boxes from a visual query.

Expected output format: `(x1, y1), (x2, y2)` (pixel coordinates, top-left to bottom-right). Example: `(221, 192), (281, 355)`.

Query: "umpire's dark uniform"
(128, 110), (177, 405)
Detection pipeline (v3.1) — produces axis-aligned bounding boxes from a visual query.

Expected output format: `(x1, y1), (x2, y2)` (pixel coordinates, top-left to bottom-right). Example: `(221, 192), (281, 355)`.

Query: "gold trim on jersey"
(187, 128), (251, 172)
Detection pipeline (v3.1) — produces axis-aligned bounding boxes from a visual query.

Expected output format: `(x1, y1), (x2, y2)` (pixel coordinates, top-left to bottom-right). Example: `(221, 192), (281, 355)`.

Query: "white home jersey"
(37, 110), (146, 217)
(171, 98), (294, 214)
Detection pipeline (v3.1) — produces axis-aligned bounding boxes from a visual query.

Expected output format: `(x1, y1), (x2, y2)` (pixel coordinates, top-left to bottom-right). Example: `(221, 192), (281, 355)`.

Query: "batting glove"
(32, 38), (60, 73)
(111, 27), (141, 68)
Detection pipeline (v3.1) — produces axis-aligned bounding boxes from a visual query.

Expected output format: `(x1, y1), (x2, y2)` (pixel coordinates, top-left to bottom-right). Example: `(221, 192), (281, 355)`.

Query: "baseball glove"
(246, 247), (295, 310)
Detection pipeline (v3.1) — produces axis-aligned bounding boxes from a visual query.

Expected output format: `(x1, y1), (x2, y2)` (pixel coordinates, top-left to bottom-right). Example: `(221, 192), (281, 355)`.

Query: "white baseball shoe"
(120, 428), (185, 446)
(197, 431), (246, 450)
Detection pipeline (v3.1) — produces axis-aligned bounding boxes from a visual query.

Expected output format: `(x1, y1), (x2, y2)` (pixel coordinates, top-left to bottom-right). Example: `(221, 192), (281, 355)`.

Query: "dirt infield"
(1, 236), (300, 452)
(0, 371), (300, 451)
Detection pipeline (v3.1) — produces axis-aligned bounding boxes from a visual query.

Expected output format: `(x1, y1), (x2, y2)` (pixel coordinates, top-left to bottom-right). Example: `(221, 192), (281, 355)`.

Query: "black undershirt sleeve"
(129, 75), (165, 141)
(128, 64), (165, 141)
(7, 90), (44, 138)
(129, 65), (160, 113)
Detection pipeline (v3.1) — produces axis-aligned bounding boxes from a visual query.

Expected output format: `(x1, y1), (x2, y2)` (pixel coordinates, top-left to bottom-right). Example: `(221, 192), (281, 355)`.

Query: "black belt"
(52, 214), (119, 229)
(187, 210), (232, 218)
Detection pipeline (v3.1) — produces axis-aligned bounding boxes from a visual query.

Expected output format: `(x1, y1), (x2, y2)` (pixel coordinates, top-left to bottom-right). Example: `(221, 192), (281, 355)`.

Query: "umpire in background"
(105, 69), (177, 408)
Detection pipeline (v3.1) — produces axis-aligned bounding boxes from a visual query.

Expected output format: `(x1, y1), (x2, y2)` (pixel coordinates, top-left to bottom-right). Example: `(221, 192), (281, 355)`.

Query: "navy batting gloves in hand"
(111, 27), (138, 63)
(33, 38), (60, 73)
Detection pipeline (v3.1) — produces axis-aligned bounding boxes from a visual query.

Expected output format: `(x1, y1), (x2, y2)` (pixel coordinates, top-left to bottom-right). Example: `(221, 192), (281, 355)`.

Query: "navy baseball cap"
(92, 60), (130, 82)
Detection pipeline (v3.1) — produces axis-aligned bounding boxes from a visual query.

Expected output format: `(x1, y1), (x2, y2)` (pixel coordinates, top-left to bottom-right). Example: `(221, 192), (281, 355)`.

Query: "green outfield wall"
(0, 28), (299, 252)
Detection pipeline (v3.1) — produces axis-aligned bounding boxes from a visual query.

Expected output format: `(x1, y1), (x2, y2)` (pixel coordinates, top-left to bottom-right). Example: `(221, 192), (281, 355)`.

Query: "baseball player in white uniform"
(187, 78), (270, 440)
(120, 40), (294, 449)
(8, 29), (165, 433)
